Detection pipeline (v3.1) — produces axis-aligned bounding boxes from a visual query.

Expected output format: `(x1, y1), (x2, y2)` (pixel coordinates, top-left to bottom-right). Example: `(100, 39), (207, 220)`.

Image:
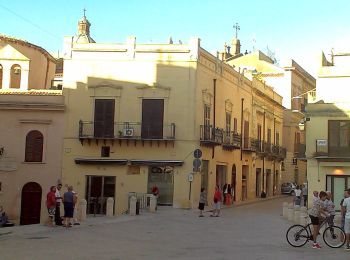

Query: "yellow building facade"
(61, 16), (285, 215)
(226, 45), (315, 187)
(306, 50), (350, 210)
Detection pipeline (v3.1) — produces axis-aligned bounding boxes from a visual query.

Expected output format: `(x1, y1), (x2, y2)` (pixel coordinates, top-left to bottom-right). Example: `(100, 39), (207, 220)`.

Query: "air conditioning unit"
(123, 128), (134, 137)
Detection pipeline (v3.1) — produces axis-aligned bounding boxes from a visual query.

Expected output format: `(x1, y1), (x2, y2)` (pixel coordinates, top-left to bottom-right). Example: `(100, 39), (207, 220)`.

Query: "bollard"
(149, 195), (157, 213)
(283, 202), (288, 218)
(79, 199), (87, 221)
(288, 203), (294, 221)
(294, 205), (300, 224)
(106, 197), (114, 217)
(129, 196), (137, 216)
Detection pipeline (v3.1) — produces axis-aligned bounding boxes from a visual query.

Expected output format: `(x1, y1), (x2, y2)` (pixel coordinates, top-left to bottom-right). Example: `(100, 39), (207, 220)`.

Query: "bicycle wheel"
(286, 224), (309, 247)
(323, 226), (345, 248)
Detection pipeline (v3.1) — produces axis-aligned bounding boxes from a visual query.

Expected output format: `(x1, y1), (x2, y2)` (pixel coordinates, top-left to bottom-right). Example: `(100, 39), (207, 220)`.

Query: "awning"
(74, 158), (128, 165)
(130, 160), (184, 166)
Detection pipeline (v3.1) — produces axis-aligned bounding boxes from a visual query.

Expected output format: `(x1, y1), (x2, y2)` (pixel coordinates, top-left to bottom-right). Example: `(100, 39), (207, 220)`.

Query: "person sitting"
(0, 206), (13, 227)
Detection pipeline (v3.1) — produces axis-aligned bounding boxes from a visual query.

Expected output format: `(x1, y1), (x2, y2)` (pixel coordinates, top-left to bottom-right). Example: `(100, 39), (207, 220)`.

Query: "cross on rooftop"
(83, 8), (86, 17)
(233, 23), (240, 38)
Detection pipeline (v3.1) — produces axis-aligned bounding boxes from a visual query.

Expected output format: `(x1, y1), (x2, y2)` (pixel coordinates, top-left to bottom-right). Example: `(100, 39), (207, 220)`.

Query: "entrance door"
(266, 169), (272, 196)
(216, 165), (227, 190)
(148, 166), (174, 205)
(142, 99), (164, 139)
(20, 182), (42, 225)
(86, 176), (116, 214)
(242, 165), (249, 201)
(256, 168), (261, 197)
(231, 164), (237, 201)
(327, 175), (350, 211)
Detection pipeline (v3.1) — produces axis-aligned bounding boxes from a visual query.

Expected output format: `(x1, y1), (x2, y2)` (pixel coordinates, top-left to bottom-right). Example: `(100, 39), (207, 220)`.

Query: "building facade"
(226, 43), (315, 187)
(306, 50), (350, 210)
(61, 16), (285, 216)
(0, 36), (64, 224)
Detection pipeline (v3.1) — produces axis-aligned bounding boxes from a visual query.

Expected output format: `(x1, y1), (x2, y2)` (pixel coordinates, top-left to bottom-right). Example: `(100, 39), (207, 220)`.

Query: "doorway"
(20, 182), (42, 225)
(231, 164), (237, 201)
(256, 168), (262, 197)
(86, 176), (116, 215)
(148, 166), (174, 205)
(242, 165), (249, 201)
(326, 175), (350, 211)
(266, 169), (272, 196)
(201, 160), (209, 204)
(216, 165), (227, 190)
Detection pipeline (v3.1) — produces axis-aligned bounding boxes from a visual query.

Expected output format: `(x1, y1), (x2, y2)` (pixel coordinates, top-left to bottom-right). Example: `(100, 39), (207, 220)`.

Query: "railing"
(222, 131), (241, 149)
(242, 137), (258, 151)
(79, 121), (176, 140)
(273, 146), (286, 159)
(294, 143), (306, 158)
(127, 192), (150, 213)
(315, 139), (328, 157)
(200, 125), (223, 145)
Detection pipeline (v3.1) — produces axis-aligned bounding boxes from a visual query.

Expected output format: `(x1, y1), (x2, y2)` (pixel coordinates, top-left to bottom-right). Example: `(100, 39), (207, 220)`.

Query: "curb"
(221, 194), (290, 209)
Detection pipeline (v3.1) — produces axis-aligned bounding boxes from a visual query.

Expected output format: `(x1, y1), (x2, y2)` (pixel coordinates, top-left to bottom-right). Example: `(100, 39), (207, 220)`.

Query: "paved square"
(1, 197), (348, 259)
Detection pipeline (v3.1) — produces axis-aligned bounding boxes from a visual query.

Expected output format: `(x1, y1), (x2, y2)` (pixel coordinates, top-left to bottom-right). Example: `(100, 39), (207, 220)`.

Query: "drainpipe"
(212, 78), (217, 159)
(263, 111), (266, 193)
(240, 98), (244, 161)
(273, 117), (276, 195)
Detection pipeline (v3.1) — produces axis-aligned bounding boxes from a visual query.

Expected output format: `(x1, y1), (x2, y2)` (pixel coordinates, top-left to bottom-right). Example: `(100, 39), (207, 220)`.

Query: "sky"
(1, 0), (350, 77)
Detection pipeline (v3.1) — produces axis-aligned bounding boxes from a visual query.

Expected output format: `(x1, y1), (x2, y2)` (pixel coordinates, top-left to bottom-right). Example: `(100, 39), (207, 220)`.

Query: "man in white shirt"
(55, 183), (63, 226)
(341, 189), (350, 250)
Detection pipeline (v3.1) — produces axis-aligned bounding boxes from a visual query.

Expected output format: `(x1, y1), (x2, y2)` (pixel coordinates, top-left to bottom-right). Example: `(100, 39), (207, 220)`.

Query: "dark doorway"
(141, 99), (164, 139)
(216, 165), (227, 191)
(231, 164), (237, 201)
(86, 176), (116, 214)
(256, 168), (262, 197)
(242, 165), (249, 201)
(20, 182), (42, 225)
(94, 99), (115, 138)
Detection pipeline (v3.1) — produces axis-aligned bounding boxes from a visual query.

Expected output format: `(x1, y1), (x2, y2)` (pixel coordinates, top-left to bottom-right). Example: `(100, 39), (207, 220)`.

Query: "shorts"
(198, 203), (205, 210)
(64, 202), (74, 218)
(214, 202), (221, 210)
(345, 217), (350, 234)
(309, 215), (319, 225)
(47, 207), (55, 217)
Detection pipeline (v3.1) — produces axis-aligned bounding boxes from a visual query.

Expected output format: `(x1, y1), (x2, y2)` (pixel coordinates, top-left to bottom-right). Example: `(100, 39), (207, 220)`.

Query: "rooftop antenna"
(233, 22), (240, 38)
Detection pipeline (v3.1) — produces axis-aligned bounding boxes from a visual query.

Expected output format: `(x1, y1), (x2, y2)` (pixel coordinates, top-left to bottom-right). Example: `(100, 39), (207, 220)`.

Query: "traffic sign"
(193, 149), (202, 159)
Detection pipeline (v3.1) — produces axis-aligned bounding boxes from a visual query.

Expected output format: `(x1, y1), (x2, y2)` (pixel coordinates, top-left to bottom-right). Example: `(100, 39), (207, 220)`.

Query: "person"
(198, 187), (206, 217)
(211, 185), (222, 217)
(294, 185), (302, 206)
(0, 206), (8, 227)
(222, 183), (228, 204)
(342, 189), (350, 250)
(312, 191), (319, 205)
(302, 184), (308, 207)
(71, 191), (80, 225)
(55, 183), (63, 226)
(63, 186), (77, 228)
(151, 185), (159, 210)
(46, 186), (56, 227)
(340, 190), (349, 231)
(324, 191), (336, 227)
(309, 191), (327, 249)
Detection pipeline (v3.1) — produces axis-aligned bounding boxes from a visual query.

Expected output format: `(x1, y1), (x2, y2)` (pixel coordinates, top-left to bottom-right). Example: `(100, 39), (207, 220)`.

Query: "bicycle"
(286, 215), (345, 248)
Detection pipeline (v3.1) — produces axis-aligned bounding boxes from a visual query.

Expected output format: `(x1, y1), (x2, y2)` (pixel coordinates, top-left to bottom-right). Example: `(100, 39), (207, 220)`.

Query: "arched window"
(10, 64), (21, 89)
(25, 130), (43, 162)
(0, 64), (3, 89)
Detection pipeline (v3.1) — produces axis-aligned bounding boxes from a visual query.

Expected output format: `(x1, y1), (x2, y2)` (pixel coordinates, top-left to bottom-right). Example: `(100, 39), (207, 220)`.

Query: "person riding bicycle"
(309, 191), (327, 249)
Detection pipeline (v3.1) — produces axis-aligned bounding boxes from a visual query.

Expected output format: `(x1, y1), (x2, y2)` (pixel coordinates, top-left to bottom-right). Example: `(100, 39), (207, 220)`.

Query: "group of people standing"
(293, 184), (308, 207)
(46, 184), (79, 228)
(198, 184), (234, 217)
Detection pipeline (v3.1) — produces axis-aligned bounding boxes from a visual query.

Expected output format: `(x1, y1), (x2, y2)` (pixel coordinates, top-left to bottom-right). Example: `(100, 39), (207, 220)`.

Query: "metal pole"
(189, 182), (192, 200)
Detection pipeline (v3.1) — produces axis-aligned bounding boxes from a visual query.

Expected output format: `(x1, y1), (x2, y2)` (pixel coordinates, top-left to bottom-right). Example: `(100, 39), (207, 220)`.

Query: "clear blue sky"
(1, 0), (350, 76)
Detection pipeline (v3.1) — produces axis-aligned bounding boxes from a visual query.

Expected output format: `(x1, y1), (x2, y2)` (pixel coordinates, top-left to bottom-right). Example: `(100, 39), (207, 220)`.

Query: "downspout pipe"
(212, 78), (217, 159)
(240, 98), (244, 161)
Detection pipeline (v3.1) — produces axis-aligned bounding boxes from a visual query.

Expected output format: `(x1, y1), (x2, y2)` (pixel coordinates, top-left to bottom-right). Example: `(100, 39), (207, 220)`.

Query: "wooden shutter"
(25, 131), (43, 162)
(142, 99), (164, 139)
(94, 99), (115, 138)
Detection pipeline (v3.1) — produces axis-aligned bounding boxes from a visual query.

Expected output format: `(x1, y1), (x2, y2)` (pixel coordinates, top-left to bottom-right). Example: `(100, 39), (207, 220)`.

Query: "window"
(329, 120), (350, 156)
(94, 99), (115, 138)
(233, 118), (238, 134)
(101, 146), (110, 157)
(267, 128), (272, 144)
(257, 124), (262, 141)
(10, 64), (21, 89)
(294, 132), (300, 153)
(204, 105), (211, 126)
(25, 130), (43, 162)
(276, 132), (280, 146)
(225, 112), (231, 133)
(141, 99), (164, 139)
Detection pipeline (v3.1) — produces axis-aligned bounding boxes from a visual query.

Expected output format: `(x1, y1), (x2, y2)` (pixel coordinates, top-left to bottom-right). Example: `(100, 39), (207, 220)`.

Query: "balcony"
(242, 137), (258, 152)
(275, 146), (287, 160)
(314, 139), (350, 161)
(200, 125), (223, 146)
(79, 121), (175, 144)
(222, 131), (241, 150)
(294, 143), (306, 160)
(314, 139), (328, 157)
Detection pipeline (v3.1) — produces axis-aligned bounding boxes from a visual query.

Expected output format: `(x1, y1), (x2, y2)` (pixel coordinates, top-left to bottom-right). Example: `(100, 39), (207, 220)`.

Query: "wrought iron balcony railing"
(200, 125), (223, 146)
(222, 131), (241, 150)
(242, 137), (258, 152)
(79, 121), (176, 140)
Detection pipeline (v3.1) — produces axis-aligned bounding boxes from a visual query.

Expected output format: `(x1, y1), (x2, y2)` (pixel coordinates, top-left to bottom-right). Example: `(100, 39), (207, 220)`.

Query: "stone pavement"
(1, 196), (348, 260)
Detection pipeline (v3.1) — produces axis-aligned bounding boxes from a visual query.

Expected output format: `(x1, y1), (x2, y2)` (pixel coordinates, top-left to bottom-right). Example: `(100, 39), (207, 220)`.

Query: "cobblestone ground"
(1, 197), (348, 260)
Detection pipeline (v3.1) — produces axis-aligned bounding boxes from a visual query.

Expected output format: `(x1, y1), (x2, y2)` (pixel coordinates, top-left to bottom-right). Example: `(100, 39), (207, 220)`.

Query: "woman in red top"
(46, 186), (56, 227)
(211, 185), (222, 217)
